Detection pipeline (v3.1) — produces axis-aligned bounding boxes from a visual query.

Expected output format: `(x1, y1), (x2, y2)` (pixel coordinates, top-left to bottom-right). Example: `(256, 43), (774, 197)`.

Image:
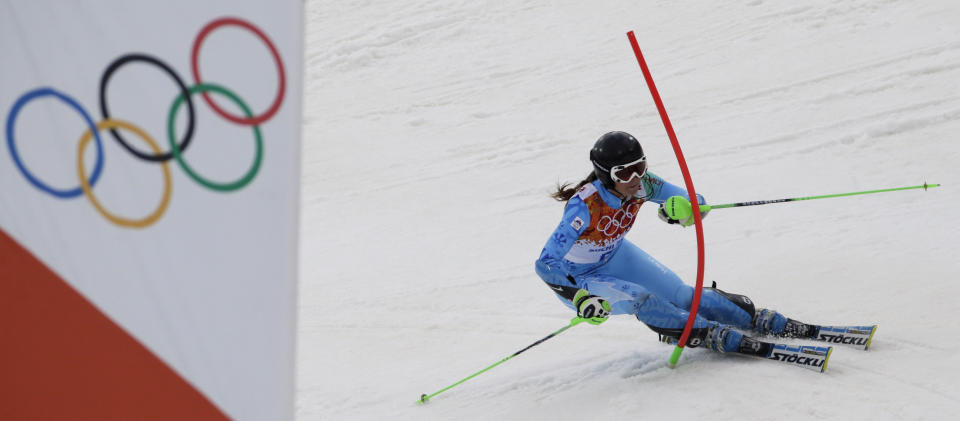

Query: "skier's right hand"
(658, 195), (709, 227)
(573, 289), (611, 325)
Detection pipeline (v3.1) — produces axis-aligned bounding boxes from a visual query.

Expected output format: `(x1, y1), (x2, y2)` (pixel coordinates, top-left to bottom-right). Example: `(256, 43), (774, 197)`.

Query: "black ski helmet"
(590, 131), (645, 189)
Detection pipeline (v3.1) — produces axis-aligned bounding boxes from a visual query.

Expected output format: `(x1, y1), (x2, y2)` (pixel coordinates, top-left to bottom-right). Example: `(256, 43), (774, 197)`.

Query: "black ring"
(99, 53), (195, 162)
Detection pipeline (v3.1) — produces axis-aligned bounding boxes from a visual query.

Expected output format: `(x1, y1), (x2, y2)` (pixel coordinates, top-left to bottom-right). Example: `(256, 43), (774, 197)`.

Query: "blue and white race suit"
(534, 173), (753, 335)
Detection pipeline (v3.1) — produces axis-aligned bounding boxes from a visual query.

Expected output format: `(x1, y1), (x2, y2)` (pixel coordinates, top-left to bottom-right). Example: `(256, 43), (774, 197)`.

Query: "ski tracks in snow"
(301, 1), (960, 419)
(688, 41), (960, 168)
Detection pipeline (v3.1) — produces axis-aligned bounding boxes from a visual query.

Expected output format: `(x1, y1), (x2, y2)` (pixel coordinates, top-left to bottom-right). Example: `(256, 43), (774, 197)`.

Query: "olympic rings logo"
(596, 202), (641, 236)
(4, 17), (286, 229)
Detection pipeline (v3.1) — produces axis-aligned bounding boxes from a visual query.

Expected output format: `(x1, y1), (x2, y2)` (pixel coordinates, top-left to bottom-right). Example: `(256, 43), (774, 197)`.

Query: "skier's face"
(614, 177), (643, 198)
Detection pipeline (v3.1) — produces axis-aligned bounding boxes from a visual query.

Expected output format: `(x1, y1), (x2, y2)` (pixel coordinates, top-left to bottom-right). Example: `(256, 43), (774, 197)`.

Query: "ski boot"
(753, 308), (818, 340)
(659, 324), (747, 354)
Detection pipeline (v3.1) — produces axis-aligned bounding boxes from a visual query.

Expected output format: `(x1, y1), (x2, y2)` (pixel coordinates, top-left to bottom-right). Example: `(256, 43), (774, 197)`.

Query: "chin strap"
(607, 187), (627, 200)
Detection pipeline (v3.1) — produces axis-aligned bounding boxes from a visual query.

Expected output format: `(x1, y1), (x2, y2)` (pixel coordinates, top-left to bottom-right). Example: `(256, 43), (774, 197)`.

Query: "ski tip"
(821, 346), (834, 373)
(864, 325), (878, 351)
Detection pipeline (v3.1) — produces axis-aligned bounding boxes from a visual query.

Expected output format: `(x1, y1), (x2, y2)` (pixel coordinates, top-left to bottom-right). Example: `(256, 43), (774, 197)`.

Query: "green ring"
(167, 83), (263, 192)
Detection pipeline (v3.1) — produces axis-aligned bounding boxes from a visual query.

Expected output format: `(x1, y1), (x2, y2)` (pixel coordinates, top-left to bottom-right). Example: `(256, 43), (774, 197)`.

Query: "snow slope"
(299, 1), (960, 419)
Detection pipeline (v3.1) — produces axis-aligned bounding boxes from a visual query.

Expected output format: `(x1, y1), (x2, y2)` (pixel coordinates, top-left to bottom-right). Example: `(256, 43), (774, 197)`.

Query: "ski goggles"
(597, 157), (647, 184)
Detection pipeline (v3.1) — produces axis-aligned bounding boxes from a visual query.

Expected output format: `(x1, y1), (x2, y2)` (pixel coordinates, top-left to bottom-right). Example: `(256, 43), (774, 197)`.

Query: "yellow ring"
(77, 119), (172, 228)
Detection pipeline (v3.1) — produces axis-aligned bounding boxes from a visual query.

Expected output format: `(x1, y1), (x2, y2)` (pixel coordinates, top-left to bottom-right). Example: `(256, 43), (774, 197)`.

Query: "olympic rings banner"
(1, 3), (302, 420)
(6, 17), (287, 228)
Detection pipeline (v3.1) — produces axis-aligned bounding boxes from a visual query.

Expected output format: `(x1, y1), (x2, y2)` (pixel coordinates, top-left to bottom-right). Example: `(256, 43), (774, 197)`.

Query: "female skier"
(534, 131), (812, 354)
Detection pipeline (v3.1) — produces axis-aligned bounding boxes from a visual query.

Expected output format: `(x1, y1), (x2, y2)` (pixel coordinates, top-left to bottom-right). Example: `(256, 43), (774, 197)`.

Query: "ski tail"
(864, 325), (877, 350)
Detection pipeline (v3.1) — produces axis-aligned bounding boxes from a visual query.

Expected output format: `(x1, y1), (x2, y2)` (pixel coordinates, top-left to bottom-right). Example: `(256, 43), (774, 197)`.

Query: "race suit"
(534, 173), (753, 337)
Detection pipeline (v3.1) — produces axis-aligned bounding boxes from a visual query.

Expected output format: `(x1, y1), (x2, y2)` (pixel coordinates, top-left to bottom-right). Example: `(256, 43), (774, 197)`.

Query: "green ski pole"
(697, 183), (940, 213)
(416, 317), (586, 405)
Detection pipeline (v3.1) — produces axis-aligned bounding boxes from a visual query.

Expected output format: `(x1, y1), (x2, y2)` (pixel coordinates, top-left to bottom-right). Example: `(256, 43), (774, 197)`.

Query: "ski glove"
(658, 195), (709, 227)
(573, 289), (611, 325)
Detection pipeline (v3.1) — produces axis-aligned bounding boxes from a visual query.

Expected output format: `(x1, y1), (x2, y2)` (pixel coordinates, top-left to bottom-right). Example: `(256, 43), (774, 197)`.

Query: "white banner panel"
(1, 1), (302, 419)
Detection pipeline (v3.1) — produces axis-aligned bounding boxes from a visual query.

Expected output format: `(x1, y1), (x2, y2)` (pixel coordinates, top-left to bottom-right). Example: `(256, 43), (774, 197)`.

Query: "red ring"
(191, 17), (286, 126)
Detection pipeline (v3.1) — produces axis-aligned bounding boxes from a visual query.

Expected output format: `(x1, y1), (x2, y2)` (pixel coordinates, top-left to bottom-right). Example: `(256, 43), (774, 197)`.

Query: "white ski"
(812, 325), (877, 350)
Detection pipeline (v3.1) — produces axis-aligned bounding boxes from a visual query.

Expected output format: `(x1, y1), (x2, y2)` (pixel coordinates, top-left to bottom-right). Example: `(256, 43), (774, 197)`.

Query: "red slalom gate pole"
(626, 31), (706, 368)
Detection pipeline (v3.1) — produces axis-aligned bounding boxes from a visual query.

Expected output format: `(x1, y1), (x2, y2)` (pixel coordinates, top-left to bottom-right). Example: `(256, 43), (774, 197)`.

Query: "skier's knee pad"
(635, 293), (716, 347)
(644, 324), (711, 348)
(705, 287), (756, 316)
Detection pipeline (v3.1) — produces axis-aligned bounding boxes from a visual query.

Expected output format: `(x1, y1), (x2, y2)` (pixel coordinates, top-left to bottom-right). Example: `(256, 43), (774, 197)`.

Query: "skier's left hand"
(573, 289), (611, 325)
(658, 195), (709, 227)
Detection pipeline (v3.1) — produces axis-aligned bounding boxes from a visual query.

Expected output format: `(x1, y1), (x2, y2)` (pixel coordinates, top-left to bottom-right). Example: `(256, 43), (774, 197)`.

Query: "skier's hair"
(551, 171), (597, 202)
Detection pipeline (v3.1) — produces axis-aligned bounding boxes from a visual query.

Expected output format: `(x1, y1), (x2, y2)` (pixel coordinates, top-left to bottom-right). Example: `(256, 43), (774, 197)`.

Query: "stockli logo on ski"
(816, 325), (878, 350)
(767, 344), (832, 373)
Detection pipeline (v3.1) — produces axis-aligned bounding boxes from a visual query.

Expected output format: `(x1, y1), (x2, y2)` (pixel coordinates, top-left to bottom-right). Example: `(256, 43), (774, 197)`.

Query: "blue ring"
(5, 87), (104, 198)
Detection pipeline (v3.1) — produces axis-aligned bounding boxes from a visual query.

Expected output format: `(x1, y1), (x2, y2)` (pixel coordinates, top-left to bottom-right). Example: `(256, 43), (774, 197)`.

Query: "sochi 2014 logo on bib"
(595, 202), (640, 237)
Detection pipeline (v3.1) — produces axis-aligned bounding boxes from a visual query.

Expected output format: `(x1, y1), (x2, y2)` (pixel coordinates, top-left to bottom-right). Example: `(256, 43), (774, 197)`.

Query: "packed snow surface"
(299, 1), (960, 419)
